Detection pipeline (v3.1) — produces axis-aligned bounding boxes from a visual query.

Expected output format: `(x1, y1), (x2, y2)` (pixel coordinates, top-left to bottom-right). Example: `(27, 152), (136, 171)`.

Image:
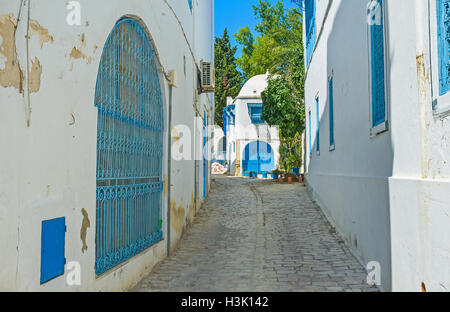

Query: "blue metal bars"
(94, 18), (164, 275)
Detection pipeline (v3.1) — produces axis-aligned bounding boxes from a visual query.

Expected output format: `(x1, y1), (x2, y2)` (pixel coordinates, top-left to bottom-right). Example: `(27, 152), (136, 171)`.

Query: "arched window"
(94, 18), (164, 275)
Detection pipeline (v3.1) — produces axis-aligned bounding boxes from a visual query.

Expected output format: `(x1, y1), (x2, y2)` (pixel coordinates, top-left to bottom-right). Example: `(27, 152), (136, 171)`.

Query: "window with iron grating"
(248, 103), (264, 124)
(437, 0), (450, 96)
(94, 18), (164, 276)
(369, 0), (386, 128)
(305, 0), (316, 66)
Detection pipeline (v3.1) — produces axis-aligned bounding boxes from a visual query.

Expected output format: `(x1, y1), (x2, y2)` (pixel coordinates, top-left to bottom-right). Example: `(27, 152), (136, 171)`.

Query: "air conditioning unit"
(200, 61), (215, 93)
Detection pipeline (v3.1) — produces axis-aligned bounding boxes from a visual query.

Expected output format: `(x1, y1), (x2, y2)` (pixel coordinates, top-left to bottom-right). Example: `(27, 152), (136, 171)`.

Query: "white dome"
(237, 72), (270, 98)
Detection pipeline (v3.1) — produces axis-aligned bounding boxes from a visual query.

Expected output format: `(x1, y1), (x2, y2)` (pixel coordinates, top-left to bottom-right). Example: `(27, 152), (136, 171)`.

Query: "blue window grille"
(94, 18), (164, 276)
(329, 76), (335, 150)
(248, 103), (264, 124)
(305, 0), (316, 66)
(309, 111), (312, 155)
(437, 0), (450, 96)
(41, 217), (66, 284)
(316, 97), (320, 154)
(369, 0), (386, 127)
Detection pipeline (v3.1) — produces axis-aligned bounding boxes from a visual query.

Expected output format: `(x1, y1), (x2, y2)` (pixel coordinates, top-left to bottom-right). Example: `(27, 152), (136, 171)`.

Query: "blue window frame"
(329, 76), (335, 150)
(316, 96), (320, 155)
(309, 111), (312, 155)
(305, 0), (316, 66)
(248, 103), (264, 124)
(437, 0), (450, 96)
(369, 0), (387, 132)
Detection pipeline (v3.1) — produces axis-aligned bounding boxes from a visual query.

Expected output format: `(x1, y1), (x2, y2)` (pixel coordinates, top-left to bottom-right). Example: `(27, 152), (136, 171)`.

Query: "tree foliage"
(214, 29), (244, 127)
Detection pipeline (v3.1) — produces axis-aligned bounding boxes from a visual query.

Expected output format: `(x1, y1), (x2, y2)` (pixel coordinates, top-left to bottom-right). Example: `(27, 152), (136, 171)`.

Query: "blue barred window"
(305, 0), (316, 66)
(437, 0), (450, 95)
(316, 96), (320, 154)
(248, 103), (264, 124)
(94, 18), (164, 276)
(369, 0), (386, 128)
(329, 76), (335, 150)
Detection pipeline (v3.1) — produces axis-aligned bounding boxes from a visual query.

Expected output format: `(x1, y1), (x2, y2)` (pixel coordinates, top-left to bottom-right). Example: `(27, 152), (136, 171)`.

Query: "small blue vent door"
(41, 217), (66, 284)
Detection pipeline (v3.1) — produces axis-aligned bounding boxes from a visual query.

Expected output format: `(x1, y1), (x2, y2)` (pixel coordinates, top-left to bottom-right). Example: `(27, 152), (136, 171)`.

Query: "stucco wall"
(0, 0), (214, 291)
(304, 0), (450, 291)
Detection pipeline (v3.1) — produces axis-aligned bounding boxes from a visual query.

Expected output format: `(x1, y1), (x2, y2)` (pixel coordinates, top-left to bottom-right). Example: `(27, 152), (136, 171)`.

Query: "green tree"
(234, 0), (303, 79)
(214, 29), (244, 127)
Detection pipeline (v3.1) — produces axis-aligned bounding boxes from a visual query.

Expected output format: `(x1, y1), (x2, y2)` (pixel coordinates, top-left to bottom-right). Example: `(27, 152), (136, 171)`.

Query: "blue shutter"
(316, 97), (320, 153)
(305, 0), (316, 66)
(370, 0), (386, 127)
(248, 103), (264, 124)
(437, 0), (450, 96)
(41, 217), (66, 284)
(329, 77), (335, 149)
(309, 111), (312, 155)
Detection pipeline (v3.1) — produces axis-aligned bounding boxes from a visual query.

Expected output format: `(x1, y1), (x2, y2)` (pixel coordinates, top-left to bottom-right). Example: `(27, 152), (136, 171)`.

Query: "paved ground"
(133, 175), (378, 292)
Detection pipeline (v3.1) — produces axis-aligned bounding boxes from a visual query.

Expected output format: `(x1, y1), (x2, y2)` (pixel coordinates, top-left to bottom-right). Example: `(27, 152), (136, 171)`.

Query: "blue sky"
(215, 0), (300, 58)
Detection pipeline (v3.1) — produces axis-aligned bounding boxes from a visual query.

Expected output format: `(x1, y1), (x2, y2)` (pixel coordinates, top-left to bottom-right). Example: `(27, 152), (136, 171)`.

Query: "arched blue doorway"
(94, 18), (164, 275)
(242, 141), (275, 174)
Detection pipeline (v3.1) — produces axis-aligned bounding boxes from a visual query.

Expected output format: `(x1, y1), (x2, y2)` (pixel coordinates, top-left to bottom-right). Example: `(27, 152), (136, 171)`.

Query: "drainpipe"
(166, 70), (177, 257)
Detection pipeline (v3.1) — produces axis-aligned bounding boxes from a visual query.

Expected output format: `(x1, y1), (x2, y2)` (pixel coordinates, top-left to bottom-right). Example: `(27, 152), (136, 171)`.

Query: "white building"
(0, 0), (214, 291)
(303, 0), (450, 291)
(223, 73), (280, 177)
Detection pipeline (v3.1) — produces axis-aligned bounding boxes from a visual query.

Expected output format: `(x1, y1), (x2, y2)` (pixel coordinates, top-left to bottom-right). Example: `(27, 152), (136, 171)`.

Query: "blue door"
(94, 18), (164, 275)
(242, 141), (274, 174)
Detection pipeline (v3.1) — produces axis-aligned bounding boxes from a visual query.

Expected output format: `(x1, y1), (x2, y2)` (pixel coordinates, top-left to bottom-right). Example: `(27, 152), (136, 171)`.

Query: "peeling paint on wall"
(80, 208), (90, 253)
(170, 200), (185, 234)
(29, 57), (41, 93)
(416, 54), (430, 179)
(188, 192), (195, 223)
(70, 47), (86, 60)
(171, 126), (180, 144)
(0, 14), (23, 92)
(29, 20), (53, 48)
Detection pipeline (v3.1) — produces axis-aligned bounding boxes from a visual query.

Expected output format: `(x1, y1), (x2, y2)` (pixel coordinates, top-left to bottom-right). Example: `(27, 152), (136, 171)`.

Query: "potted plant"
(271, 169), (282, 180)
(286, 173), (296, 184)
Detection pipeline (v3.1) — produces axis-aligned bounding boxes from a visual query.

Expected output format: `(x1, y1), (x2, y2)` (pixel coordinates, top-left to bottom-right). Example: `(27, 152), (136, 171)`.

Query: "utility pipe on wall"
(166, 70), (177, 257)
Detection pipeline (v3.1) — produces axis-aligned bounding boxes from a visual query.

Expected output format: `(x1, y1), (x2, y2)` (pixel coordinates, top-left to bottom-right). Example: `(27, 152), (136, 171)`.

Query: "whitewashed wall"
(304, 0), (450, 292)
(234, 97), (280, 173)
(0, 0), (214, 291)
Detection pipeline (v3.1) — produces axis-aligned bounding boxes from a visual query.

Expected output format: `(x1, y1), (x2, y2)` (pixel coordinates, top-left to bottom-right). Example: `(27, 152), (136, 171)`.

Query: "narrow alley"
(133, 176), (377, 292)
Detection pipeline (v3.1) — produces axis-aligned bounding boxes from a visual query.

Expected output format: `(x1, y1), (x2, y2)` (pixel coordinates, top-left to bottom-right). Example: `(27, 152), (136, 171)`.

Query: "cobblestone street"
(133, 175), (378, 292)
